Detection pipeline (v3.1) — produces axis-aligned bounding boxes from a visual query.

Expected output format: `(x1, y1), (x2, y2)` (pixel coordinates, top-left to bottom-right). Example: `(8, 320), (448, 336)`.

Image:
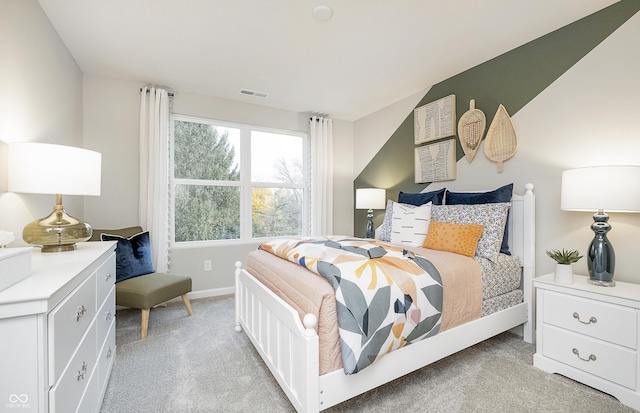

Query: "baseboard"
(185, 287), (235, 300)
(116, 287), (234, 310)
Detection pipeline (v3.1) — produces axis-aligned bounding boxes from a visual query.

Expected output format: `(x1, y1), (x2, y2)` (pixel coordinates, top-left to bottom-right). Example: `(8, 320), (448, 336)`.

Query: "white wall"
(82, 75), (354, 293)
(82, 75), (141, 227)
(0, 0), (84, 246)
(353, 13), (640, 283)
(332, 119), (355, 236)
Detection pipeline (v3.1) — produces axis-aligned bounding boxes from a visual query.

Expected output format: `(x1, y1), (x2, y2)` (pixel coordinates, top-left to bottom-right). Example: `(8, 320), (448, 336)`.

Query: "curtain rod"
(139, 87), (174, 97)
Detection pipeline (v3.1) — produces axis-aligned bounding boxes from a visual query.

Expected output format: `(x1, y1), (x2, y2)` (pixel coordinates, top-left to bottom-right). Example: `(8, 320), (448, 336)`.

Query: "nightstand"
(534, 273), (640, 410)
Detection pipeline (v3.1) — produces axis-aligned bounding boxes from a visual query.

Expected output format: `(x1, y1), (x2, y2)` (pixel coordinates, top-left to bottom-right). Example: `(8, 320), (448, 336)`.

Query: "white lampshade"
(561, 166), (640, 213)
(356, 188), (386, 210)
(8, 142), (101, 196)
(8, 142), (102, 252)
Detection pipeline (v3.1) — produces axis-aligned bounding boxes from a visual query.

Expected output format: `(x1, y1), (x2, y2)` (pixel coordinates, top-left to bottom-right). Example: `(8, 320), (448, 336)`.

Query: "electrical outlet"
(204, 260), (212, 271)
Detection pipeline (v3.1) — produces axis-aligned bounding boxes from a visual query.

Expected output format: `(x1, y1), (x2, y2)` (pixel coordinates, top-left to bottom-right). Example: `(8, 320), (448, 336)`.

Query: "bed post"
(522, 183), (535, 343)
(234, 261), (243, 333)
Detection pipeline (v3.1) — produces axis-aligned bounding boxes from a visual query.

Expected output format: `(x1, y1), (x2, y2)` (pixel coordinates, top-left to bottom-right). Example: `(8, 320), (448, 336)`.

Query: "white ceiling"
(37, 0), (619, 121)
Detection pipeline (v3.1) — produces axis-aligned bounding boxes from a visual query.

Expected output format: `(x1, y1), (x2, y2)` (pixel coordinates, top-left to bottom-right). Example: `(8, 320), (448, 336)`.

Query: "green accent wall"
(353, 0), (640, 236)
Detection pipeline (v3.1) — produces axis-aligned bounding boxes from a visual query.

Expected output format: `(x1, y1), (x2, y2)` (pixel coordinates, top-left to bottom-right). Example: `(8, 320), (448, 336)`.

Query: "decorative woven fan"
(484, 104), (518, 173)
(457, 99), (485, 162)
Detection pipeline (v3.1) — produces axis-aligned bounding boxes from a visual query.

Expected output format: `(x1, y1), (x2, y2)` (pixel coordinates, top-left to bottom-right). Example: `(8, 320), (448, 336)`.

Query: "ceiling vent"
(240, 89), (269, 98)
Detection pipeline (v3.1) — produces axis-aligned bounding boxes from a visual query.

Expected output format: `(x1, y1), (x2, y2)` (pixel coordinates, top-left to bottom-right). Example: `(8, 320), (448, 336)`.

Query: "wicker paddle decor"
(457, 99), (486, 162)
(484, 104), (518, 173)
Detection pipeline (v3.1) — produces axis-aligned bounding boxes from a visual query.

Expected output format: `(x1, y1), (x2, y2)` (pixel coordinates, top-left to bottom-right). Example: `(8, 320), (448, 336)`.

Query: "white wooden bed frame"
(235, 183), (535, 413)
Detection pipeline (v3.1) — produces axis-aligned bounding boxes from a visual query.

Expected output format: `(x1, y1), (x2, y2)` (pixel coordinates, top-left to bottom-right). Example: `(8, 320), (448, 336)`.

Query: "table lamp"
(8, 142), (102, 252)
(355, 188), (386, 239)
(561, 165), (640, 286)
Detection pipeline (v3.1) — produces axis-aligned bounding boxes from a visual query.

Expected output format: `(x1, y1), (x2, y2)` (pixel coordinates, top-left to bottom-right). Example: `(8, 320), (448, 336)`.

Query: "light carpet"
(100, 295), (637, 413)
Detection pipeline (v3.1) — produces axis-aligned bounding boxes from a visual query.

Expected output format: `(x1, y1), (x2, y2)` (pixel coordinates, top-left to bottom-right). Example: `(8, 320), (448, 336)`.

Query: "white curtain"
(139, 86), (171, 272)
(309, 116), (334, 235)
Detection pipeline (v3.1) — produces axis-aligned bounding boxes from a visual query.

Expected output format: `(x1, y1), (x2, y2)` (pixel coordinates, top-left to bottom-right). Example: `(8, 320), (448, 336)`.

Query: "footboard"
(235, 262), (320, 413)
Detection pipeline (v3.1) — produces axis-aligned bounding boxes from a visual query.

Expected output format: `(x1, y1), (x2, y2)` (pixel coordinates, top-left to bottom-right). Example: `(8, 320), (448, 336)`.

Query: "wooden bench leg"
(182, 294), (194, 316)
(141, 308), (150, 340)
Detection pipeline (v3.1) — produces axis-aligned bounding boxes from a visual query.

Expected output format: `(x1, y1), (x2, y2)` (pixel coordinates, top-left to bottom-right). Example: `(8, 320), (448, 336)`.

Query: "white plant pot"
(554, 263), (573, 284)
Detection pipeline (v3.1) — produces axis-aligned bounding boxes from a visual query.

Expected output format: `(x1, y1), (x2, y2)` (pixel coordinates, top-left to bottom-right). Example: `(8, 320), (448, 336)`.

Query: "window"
(171, 115), (309, 244)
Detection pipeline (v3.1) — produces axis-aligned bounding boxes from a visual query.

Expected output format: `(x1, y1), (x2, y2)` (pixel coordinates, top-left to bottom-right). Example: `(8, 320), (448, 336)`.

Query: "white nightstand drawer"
(542, 324), (636, 389)
(49, 271), (97, 383)
(543, 290), (637, 349)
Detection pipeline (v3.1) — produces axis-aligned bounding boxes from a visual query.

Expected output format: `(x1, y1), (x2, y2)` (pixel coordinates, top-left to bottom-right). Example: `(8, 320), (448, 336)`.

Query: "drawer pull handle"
(573, 312), (597, 325)
(572, 348), (596, 362)
(76, 305), (87, 322)
(77, 361), (88, 381)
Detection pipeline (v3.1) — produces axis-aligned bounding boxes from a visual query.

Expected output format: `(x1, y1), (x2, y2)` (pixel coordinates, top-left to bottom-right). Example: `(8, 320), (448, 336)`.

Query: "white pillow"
(389, 201), (432, 247)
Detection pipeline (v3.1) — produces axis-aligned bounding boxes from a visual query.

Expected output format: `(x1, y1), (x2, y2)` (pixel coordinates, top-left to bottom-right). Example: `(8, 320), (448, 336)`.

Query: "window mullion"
(240, 125), (252, 240)
(175, 178), (239, 187)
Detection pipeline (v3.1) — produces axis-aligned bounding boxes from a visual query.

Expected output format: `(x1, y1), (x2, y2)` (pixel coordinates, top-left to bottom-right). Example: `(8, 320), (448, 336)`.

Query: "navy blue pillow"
(398, 188), (445, 206)
(445, 183), (513, 255)
(101, 231), (155, 282)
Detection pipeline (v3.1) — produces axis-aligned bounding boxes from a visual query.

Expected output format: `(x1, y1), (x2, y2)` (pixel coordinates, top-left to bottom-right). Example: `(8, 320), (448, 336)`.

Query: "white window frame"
(170, 114), (310, 247)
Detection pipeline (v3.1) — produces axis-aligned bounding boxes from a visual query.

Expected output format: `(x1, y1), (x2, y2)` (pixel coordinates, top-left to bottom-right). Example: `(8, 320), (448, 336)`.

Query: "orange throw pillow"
(422, 221), (484, 257)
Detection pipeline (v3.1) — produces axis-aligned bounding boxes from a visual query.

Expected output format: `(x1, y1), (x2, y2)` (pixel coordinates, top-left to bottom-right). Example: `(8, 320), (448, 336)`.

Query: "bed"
(234, 183), (535, 412)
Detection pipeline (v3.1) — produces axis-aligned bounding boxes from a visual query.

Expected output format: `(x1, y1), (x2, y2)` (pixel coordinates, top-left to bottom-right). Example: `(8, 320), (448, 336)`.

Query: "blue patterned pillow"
(445, 183), (513, 255)
(398, 188), (445, 206)
(101, 231), (155, 282)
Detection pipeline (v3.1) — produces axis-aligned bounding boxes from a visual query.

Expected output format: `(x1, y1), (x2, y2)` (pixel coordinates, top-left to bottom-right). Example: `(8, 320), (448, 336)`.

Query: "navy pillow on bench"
(101, 231), (155, 282)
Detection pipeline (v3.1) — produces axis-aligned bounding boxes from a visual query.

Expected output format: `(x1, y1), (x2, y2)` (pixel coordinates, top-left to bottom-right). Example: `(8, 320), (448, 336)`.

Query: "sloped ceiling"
(37, 0), (619, 121)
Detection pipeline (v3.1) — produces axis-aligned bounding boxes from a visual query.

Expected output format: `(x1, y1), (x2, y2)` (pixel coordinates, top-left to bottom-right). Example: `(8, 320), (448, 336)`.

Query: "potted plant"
(546, 248), (583, 284)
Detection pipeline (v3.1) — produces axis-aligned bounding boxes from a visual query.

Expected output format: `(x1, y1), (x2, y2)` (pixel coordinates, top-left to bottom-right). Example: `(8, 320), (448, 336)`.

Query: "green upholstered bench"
(90, 226), (193, 340)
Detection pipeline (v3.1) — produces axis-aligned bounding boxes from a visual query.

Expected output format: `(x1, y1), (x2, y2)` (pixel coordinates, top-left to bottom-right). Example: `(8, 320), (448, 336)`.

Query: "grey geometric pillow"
(377, 200), (395, 242)
(431, 202), (510, 262)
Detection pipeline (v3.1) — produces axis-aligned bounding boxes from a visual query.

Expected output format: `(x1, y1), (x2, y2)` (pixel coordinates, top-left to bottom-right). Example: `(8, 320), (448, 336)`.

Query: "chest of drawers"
(0, 242), (116, 413)
(534, 273), (640, 411)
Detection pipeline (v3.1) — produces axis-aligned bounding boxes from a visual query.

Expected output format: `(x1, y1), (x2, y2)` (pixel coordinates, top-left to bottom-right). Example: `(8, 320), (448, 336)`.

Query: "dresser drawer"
(542, 324), (636, 389)
(98, 320), (116, 395)
(49, 319), (98, 413)
(77, 362), (100, 413)
(543, 290), (637, 349)
(97, 252), (116, 309)
(49, 271), (97, 384)
(97, 286), (116, 351)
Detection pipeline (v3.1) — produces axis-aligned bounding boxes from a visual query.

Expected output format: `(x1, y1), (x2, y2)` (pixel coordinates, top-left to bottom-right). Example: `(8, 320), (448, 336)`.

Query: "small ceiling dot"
(312, 5), (333, 21)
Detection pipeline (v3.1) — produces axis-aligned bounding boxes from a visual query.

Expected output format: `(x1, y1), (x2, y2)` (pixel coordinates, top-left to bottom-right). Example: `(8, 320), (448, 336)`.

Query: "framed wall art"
(414, 94), (456, 144)
(414, 138), (457, 183)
